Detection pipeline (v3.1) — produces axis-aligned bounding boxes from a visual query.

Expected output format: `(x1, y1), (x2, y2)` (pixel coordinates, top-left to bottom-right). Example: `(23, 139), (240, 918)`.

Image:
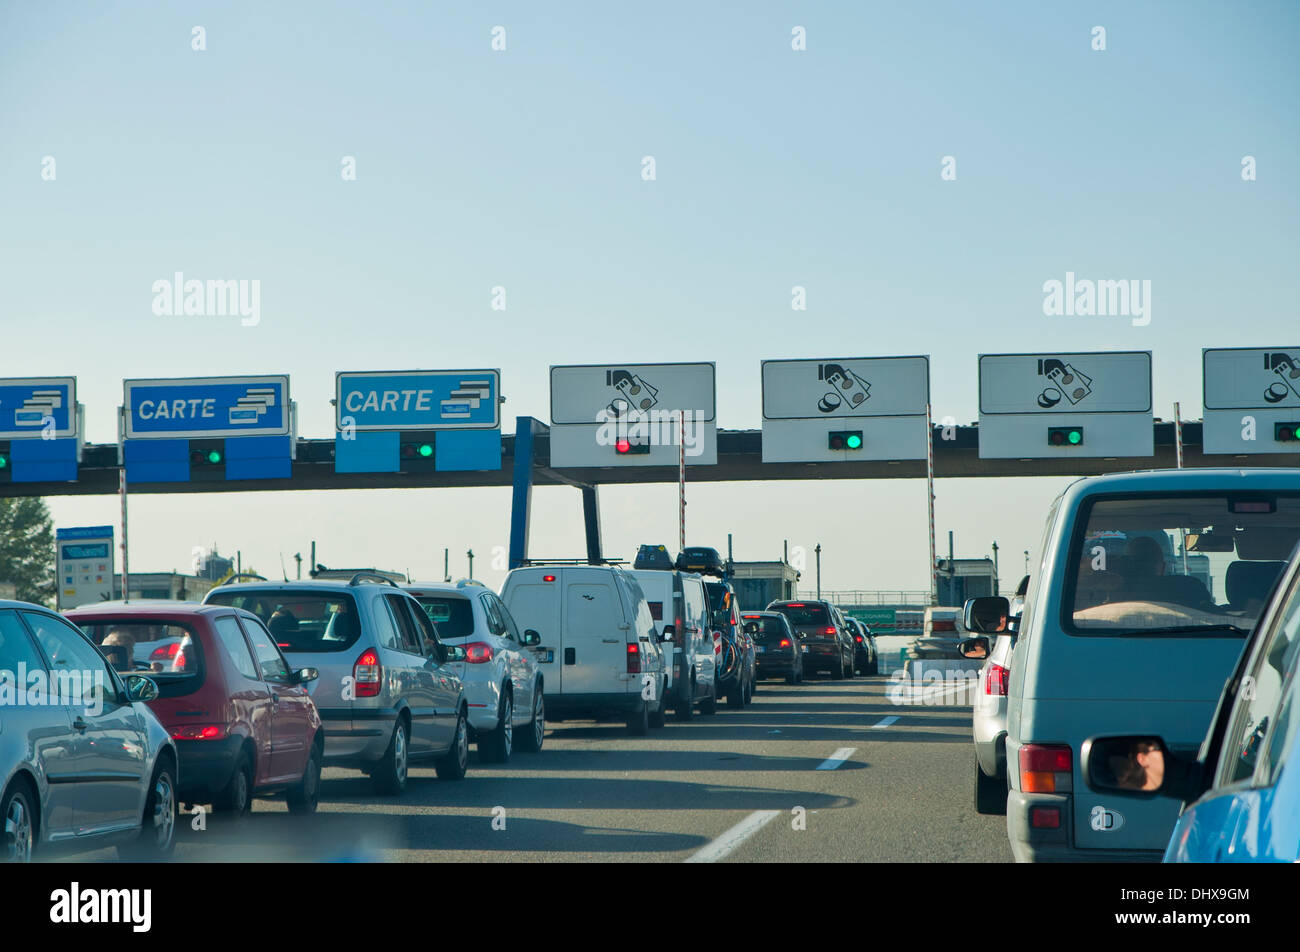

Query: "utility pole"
(1024, 549), (1030, 577)
(991, 541), (999, 596)
(444, 548), (450, 583)
(815, 544), (822, 599)
(467, 549), (474, 579)
(294, 552), (302, 580)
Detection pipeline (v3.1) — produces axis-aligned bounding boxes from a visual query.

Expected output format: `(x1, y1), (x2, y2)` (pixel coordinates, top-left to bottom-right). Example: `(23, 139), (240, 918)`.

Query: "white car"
(403, 580), (545, 762)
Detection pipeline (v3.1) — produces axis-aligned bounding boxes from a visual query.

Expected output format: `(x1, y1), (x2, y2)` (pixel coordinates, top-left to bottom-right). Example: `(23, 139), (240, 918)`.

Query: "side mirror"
(963, 596), (1011, 634)
(446, 644), (467, 663)
(957, 637), (991, 660)
(1080, 735), (1192, 798)
(660, 625), (674, 642)
(293, 667), (319, 685)
(124, 674), (159, 703)
(520, 629), (542, 647)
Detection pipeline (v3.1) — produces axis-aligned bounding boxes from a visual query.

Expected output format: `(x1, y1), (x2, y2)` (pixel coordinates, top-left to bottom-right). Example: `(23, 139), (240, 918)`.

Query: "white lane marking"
(816, 747), (858, 770)
(686, 810), (781, 863)
(869, 716), (899, 729)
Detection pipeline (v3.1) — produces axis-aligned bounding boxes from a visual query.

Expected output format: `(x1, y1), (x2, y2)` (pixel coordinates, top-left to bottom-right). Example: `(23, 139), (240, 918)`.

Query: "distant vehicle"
(402, 580), (546, 762)
(743, 611), (804, 684)
(1080, 542), (1300, 863)
(676, 546), (727, 578)
(501, 564), (672, 733)
(1, 600), (177, 861)
(633, 544), (676, 571)
(844, 617), (878, 675)
(706, 579), (754, 707)
(628, 567), (717, 720)
(984, 468), (1300, 862)
(204, 575), (470, 794)
(767, 600), (854, 679)
(67, 602), (324, 816)
(909, 607), (965, 660)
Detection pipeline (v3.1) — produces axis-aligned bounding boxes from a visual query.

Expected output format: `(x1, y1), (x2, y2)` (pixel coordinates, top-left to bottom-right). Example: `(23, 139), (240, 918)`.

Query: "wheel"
(747, 671), (757, 700)
(785, 669), (797, 685)
(516, 689), (545, 752)
(843, 655), (854, 679)
(479, 689), (514, 763)
(675, 676), (696, 722)
(627, 697), (650, 735)
(975, 762), (1007, 815)
(726, 677), (743, 709)
(832, 657), (844, 680)
(436, 708), (469, 780)
(868, 655), (879, 676)
(117, 759), (177, 861)
(2, 779), (37, 863)
(214, 750), (253, 816)
(373, 717), (410, 794)
(649, 679), (667, 728)
(700, 678), (717, 715)
(286, 740), (322, 815)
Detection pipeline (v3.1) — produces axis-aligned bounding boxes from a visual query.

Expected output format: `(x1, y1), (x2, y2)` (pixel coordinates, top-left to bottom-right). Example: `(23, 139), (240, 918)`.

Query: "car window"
(412, 595), (475, 639)
(1215, 566), (1300, 787)
(370, 596), (401, 650)
(23, 611), (114, 708)
(1066, 494), (1300, 636)
(384, 595), (424, 655)
(491, 595), (521, 642)
(239, 616), (291, 681)
(741, 614), (789, 641)
(770, 603), (829, 626)
(405, 600), (445, 663)
(480, 594), (507, 636)
(76, 619), (201, 677)
(0, 610), (46, 673)
(205, 589), (362, 652)
(214, 616), (260, 681)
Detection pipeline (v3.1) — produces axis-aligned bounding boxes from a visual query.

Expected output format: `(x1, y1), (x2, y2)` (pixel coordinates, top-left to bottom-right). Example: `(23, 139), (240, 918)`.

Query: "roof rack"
(348, 572), (401, 588)
(219, 573), (269, 586)
(519, 558), (627, 566)
(455, 578), (486, 588)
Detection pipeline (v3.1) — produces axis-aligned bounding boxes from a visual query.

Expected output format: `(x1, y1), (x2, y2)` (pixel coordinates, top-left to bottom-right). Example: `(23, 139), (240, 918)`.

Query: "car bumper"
(174, 736), (242, 800)
(973, 714), (1006, 778)
(755, 655), (797, 676)
(1007, 792), (1162, 863)
(461, 676), (504, 734)
(547, 692), (641, 721)
(316, 707), (396, 765)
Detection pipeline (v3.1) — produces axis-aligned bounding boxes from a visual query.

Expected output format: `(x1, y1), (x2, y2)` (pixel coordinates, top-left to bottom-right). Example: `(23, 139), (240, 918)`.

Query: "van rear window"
(1067, 494), (1300, 636)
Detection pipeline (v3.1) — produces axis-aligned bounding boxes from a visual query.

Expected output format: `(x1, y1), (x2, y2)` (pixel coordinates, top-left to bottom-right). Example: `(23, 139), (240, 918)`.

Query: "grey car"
(1, 599), (178, 861)
(204, 574), (469, 794)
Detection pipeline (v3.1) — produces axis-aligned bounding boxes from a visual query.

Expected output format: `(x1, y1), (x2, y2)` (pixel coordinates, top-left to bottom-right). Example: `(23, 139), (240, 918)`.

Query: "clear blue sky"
(2, 2), (1297, 593)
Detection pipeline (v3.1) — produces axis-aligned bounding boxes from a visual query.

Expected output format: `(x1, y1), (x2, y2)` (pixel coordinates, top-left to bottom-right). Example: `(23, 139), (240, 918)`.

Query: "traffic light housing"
(189, 439), (226, 480)
(1274, 422), (1300, 443)
(1048, 426), (1084, 447)
(399, 432), (437, 473)
(0, 440), (9, 483)
(828, 430), (863, 451)
(614, 436), (651, 455)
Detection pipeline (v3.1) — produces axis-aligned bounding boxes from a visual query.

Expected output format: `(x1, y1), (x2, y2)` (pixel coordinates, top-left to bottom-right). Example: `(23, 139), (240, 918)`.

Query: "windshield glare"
(1068, 494), (1300, 635)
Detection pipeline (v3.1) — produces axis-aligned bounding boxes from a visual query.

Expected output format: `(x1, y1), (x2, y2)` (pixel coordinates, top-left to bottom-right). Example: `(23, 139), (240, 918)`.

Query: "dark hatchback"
(743, 611), (804, 684)
(766, 600), (854, 679)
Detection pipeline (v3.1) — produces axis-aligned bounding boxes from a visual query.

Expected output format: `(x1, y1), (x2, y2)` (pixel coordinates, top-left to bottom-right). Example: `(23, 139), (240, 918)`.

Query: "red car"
(65, 602), (324, 816)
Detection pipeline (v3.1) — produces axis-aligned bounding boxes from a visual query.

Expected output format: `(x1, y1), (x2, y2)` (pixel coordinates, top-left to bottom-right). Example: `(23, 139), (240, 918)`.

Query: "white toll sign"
(1202, 347), (1300, 454)
(548, 362), (717, 467)
(978, 351), (1153, 459)
(761, 356), (930, 462)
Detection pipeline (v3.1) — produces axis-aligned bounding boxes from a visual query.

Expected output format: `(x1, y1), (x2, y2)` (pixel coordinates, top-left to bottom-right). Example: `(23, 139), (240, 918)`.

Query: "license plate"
(756, 646), (766, 654)
(536, 650), (555, 663)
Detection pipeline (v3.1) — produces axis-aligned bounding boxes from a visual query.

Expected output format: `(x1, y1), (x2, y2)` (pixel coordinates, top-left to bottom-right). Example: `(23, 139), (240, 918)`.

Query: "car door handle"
(71, 716), (88, 732)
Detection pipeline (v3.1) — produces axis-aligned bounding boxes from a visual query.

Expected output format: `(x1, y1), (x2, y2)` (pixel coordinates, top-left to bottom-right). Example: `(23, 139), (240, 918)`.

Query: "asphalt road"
(64, 646), (1013, 863)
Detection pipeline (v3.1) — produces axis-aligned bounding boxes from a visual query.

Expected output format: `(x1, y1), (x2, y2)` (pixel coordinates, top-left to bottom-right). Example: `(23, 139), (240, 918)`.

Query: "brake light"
(824, 627), (837, 636)
(353, 648), (382, 698)
(1030, 807), (1061, 829)
(1019, 744), (1072, 793)
(985, 663), (1010, 696)
(171, 725), (226, 740)
(543, 575), (556, 582)
(626, 643), (641, 674)
(787, 603), (805, 608)
(778, 638), (791, 648)
(854, 634), (863, 643)
(464, 642), (494, 664)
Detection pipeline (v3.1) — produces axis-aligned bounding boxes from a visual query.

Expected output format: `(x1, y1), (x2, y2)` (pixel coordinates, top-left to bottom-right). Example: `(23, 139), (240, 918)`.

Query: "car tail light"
(464, 642), (494, 664)
(353, 648), (382, 698)
(778, 638), (791, 648)
(854, 634), (863, 643)
(824, 626), (837, 636)
(931, 620), (956, 632)
(1030, 807), (1061, 829)
(787, 603), (805, 608)
(172, 725), (226, 740)
(1019, 744), (1072, 793)
(985, 663), (1010, 696)
(626, 643), (641, 674)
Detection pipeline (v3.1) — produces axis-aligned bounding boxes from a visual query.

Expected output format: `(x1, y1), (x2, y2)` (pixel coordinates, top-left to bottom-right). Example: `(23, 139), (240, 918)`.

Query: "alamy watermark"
(1, 665), (107, 716)
(594, 407), (707, 457)
(1042, 271), (1150, 327)
(152, 272), (260, 326)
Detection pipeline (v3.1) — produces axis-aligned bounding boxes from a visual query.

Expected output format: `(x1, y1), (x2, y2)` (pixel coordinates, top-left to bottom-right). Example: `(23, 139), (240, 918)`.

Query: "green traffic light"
(845, 433), (863, 449)
(0, 455), (7, 469)
(1068, 430), (1082, 445)
(419, 444), (433, 458)
(207, 450), (223, 464)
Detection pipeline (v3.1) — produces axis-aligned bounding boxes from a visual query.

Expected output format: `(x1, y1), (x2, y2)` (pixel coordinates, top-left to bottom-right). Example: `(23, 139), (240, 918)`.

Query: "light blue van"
(999, 468), (1300, 861)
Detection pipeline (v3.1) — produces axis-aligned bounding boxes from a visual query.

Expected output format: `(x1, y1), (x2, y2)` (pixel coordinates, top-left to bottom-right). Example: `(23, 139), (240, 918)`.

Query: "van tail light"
(626, 643), (641, 674)
(353, 648), (382, 698)
(172, 725), (226, 740)
(985, 663), (1010, 696)
(464, 642), (494, 664)
(1019, 744), (1072, 793)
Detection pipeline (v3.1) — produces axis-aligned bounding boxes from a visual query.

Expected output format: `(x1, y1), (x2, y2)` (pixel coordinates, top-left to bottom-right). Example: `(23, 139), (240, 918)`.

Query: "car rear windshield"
(770, 603), (829, 626)
(413, 596), (475, 639)
(205, 590), (361, 652)
(75, 619), (202, 689)
(1067, 493), (1300, 636)
(742, 615), (788, 640)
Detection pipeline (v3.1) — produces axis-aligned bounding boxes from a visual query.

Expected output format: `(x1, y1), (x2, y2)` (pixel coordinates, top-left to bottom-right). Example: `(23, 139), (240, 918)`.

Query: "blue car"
(1081, 540), (1300, 862)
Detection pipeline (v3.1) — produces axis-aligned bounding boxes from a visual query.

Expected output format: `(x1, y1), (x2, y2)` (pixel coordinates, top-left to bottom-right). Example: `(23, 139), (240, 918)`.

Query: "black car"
(676, 546), (727, 578)
(844, 617), (879, 675)
(743, 611), (804, 684)
(766, 599), (854, 680)
(705, 579), (755, 707)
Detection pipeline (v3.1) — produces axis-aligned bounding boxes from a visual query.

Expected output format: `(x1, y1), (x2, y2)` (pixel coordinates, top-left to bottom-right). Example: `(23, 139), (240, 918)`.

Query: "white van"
(629, 568), (718, 720)
(500, 564), (670, 735)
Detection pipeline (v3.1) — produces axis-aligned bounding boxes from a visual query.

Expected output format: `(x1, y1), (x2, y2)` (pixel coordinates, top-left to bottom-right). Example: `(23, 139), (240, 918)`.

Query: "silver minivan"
(205, 575), (469, 794)
(989, 468), (1300, 861)
(629, 568), (717, 719)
